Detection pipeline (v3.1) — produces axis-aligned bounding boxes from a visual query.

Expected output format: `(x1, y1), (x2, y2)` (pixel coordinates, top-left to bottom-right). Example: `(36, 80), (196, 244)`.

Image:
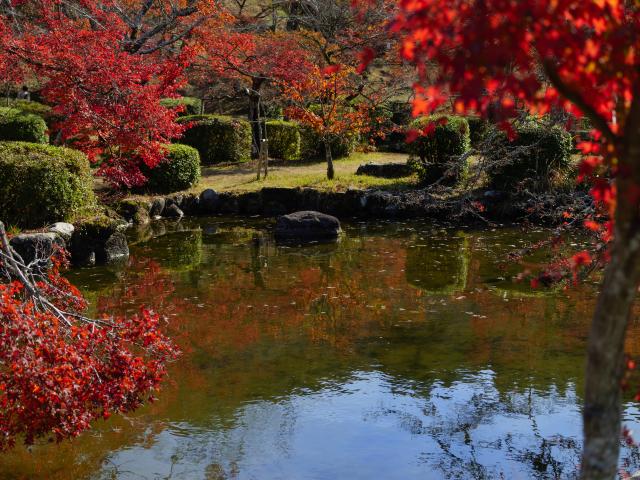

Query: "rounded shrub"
(0, 142), (94, 228)
(299, 127), (358, 161)
(143, 144), (201, 194)
(8, 100), (53, 119)
(266, 120), (300, 160)
(408, 115), (471, 186)
(177, 115), (252, 164)
(0, 107), (48, 143)
(486, 122), (573, 191)
(160, 97), (203, 117)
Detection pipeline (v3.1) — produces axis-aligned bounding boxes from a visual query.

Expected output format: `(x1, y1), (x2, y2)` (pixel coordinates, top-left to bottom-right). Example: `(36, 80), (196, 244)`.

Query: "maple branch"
(543, 60), (618, 145)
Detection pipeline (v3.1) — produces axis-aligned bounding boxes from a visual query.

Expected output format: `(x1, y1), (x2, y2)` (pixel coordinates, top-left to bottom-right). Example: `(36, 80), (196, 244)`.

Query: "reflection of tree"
(405, 231), (469, 295)
(9, 220), (640, 479)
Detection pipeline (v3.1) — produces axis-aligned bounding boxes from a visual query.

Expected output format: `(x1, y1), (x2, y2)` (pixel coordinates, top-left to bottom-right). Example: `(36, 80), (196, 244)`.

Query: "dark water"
(2, 217), (640, 479)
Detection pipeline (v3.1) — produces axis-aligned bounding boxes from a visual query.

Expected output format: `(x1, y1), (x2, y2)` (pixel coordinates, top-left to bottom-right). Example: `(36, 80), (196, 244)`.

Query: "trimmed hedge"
(299, 127), (358, 161)
(408, 115), (471, 186)
(0, 142), (94, 228)
(486, 122), (573, 191)
(160, 97), (203, 117)
(8, 100), (53, 119)
(143, 144), (201, 194)
(0, 107), (48, 143)
(266, 120), (300, 160)
(177, 115), (251, 164)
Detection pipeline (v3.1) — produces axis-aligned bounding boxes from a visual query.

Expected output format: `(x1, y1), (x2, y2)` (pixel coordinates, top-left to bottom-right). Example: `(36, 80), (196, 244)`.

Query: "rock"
(356, 162), (412, 178)
(164, 203), (184, 219)
(116, 199), (151, 225)
(199, 189), (219, 213)
(9, 232), (64, 266)
(149, 198), (166, 217)
(180, 194), (200, 215)
(103, 231), (129, 263)
(238, 191), (262, 215)
(274, 211), (341, 241)
(217, 193), (240, 214)
(167, 194), (184, 209)
(262, 187), (298, 216)
(70, 215), (130, 267)
(48, 222), (75, 242)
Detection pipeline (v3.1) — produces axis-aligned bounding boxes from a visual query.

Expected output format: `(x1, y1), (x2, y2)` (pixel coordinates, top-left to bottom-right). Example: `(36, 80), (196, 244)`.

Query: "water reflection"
(1, 218), (638, 480)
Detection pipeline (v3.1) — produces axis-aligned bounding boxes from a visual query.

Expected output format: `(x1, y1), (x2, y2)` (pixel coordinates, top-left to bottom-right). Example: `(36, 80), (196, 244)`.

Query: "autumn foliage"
(0, 0), (204, 187)
(0, 234), (177, 449)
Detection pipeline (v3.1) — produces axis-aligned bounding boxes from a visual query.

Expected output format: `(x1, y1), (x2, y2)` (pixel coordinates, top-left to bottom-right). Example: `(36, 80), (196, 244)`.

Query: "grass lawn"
(94, 151), (417, 202)
(148, 151), (416, 196)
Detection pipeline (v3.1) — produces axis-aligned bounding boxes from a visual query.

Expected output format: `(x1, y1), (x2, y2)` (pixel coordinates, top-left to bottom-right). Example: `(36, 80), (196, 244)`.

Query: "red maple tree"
(383, 1), (640, 478)
(0, 0), (217, 187)
(285, 64), (371, 179)
(0, 222), (178, 448)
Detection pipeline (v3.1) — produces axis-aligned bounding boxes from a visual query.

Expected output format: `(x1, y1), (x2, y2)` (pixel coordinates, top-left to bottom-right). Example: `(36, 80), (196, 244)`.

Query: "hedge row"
(177, 115), (252, 164)
(0, 107), (48, 144)
(0, 142), (94, 228)
(160, 97), (203, 117)
(265, 120), (300, 161)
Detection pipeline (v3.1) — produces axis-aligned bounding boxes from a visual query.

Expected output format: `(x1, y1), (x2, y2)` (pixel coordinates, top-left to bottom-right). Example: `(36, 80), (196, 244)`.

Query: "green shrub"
(143, 144), (201, 193)
(7, 100), (53, 119)
(160, 97), (203, 117)
(266, 120), (300, 160)
(408, 115), (470, 186)
(177, 115), (251, 164)
(374, 101), (412, 153)
(299, 127), (358, 161)
(0, 107), (48, 143)
(0, 142), (95, 228)
(486, 122), (573, 191)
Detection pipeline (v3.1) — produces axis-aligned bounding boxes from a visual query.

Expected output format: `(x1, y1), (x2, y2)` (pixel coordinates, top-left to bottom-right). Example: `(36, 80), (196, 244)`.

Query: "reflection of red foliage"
(0, 254), (178, 449)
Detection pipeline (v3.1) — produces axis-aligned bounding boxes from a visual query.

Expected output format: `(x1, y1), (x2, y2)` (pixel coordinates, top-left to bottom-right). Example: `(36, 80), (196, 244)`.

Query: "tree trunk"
(580, 230), (640, 479)
(248, 78), (264, 159)
(581, 93), (640, 479)
(324, 138), (334, 180)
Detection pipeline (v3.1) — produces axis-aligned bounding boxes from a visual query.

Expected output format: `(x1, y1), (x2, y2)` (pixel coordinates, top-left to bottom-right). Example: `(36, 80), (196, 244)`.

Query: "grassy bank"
(95, 152), (417, 200)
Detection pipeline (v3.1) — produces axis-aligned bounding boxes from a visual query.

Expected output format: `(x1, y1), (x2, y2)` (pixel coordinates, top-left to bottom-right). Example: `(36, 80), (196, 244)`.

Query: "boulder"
(149, 197), (166, 218)
(355, 162), (412, 178)
(116, 199), (151, 225)
(180, 194), (200, 215)
(199, 188), (219, 213)
(163, 203), (184, 219)
(70, 215), (129, 267)
(48, 222), (75, 242)
(9, 232), (64, 266)
(274, 211), (341, 241)
(262, 187), (298, 216)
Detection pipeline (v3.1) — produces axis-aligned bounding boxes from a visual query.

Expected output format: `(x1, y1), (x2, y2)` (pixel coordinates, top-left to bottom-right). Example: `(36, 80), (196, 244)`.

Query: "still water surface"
(2, 217), (640, 479)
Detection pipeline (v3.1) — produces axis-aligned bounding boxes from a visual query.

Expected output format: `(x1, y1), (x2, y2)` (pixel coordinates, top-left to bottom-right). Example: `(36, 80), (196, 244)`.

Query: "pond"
(2, 217), (640, 479)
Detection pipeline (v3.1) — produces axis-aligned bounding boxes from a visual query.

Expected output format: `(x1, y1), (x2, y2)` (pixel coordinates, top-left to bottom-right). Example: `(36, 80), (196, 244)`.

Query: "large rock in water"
(9, 232), (64, 267)
(274, 211), (341, 241)
(70, 215), (129, 267)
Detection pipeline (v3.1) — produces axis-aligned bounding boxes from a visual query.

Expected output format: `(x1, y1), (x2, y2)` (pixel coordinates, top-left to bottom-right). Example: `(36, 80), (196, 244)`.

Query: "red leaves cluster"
(0, 253), (178, 449)
(1, 1), (193, 187)
(284, 65), (371, 140)
(392, 0), (637, 131)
